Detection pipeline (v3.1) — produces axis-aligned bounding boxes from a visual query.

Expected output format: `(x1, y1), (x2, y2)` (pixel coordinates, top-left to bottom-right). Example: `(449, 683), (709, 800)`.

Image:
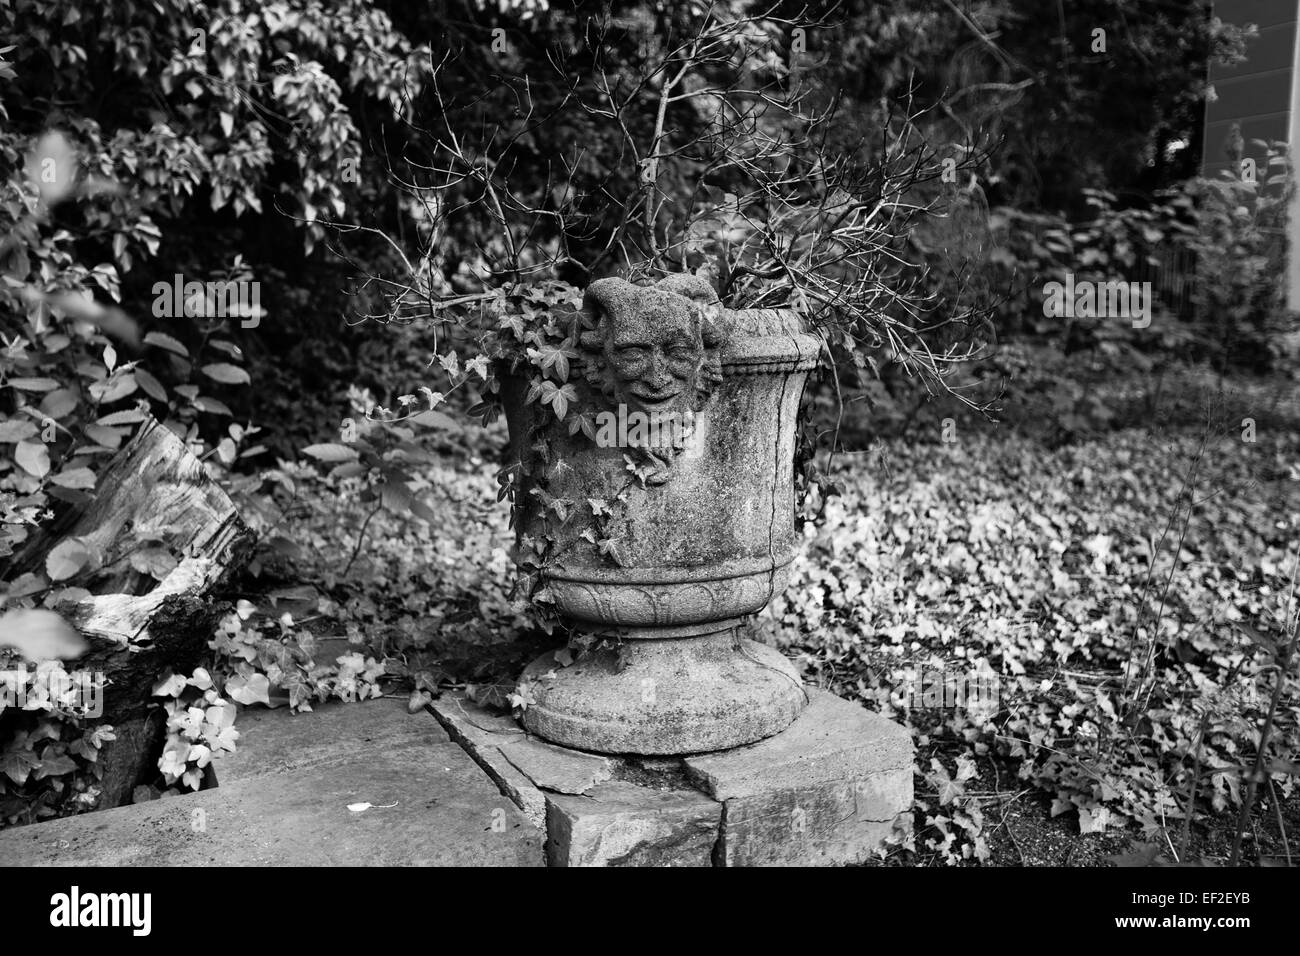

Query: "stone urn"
(502, 275), (820, 754)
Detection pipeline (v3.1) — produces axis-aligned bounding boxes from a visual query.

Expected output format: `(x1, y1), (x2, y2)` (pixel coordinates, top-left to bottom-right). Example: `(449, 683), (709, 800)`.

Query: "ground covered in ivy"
(776, 423), (1299, 865)
(238, 371), (1300, 867)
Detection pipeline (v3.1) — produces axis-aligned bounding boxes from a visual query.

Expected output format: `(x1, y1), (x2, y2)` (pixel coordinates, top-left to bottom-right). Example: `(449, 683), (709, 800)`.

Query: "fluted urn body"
(503, 275), (819, 754)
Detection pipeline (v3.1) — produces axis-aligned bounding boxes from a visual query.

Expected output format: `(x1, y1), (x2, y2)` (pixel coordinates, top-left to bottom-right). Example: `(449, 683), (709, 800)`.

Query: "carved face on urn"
(580, 275), (725, 419)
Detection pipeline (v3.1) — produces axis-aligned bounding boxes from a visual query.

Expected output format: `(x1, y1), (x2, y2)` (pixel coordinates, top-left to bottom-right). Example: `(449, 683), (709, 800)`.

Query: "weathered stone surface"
(546, 781), (721, 867)
(218, 696), (435, 783)
(519, 629), (805, 755)
(684, 688), (912, 796)
(497, 736), (614, 795)
(0, 698), (542, 866)
(431, 691), (621, 828)
(711, 774), (909, 867)
(430, 693), (526, 738)
(683, 689), (913, 866)
(429, 693), (547, 828)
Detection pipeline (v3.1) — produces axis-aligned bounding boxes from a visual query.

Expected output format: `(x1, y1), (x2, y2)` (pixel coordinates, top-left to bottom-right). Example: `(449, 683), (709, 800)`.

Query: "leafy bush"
(151, 667), (238, 791)
(0, 660), (115, 825)
(0, 121), (261, 570)
(954, 147), (1296, 372)
(209, 607), (385, 713)
(1186, 142), (1298, 369)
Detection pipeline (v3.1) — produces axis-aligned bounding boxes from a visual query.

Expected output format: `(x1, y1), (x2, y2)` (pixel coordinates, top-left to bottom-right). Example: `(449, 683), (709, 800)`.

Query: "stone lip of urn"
(503, 274), (820, 755)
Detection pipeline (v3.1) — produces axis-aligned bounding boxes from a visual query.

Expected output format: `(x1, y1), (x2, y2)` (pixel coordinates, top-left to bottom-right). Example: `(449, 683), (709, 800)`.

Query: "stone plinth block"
(684, 689), (913, 866)
(434, 688), (912, 866)
(546, 782), (722, 867)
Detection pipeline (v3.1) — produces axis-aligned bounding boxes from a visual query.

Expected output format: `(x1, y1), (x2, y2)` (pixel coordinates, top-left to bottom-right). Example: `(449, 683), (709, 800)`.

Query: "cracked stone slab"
(429, 693), (616, 828)
(682, 689), (913, 866)
(546, 782), (722, 867)
(497, 736), (614, 795)
(429, 693), (546, 828)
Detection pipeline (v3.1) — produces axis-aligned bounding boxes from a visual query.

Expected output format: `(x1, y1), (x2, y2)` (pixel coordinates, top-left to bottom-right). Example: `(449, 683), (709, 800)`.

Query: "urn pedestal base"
(516, 628), (806, 755)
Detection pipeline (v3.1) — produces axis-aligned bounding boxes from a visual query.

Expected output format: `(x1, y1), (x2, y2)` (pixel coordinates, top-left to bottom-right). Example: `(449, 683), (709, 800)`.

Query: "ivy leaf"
(534, 341), (579, 381)
(954, 755), (978, 783)
(546, 495), (573, 523)
(544, 383), (577, 420)
(33, 752), (78, 779)
(0, 749), (40, 785)
(1077, 805), (1110, 835)
(927, 758), (965, 806)
(407, 689), (434, 713)
(225, 673), (271, 706)
(597, 537), (628, 566)
(497, 313), (526, 339)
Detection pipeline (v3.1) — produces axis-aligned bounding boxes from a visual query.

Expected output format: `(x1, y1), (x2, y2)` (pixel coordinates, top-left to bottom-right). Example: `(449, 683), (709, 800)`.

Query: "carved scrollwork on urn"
(548, 557), (794, 629)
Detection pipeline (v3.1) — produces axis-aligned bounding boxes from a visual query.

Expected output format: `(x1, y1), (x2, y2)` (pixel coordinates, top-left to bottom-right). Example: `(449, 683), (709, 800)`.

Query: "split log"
(4, 417), (255, 806)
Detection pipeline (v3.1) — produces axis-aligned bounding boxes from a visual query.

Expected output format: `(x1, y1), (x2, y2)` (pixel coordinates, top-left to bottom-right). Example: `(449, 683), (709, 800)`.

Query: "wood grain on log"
(47, 418), (254, 646)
